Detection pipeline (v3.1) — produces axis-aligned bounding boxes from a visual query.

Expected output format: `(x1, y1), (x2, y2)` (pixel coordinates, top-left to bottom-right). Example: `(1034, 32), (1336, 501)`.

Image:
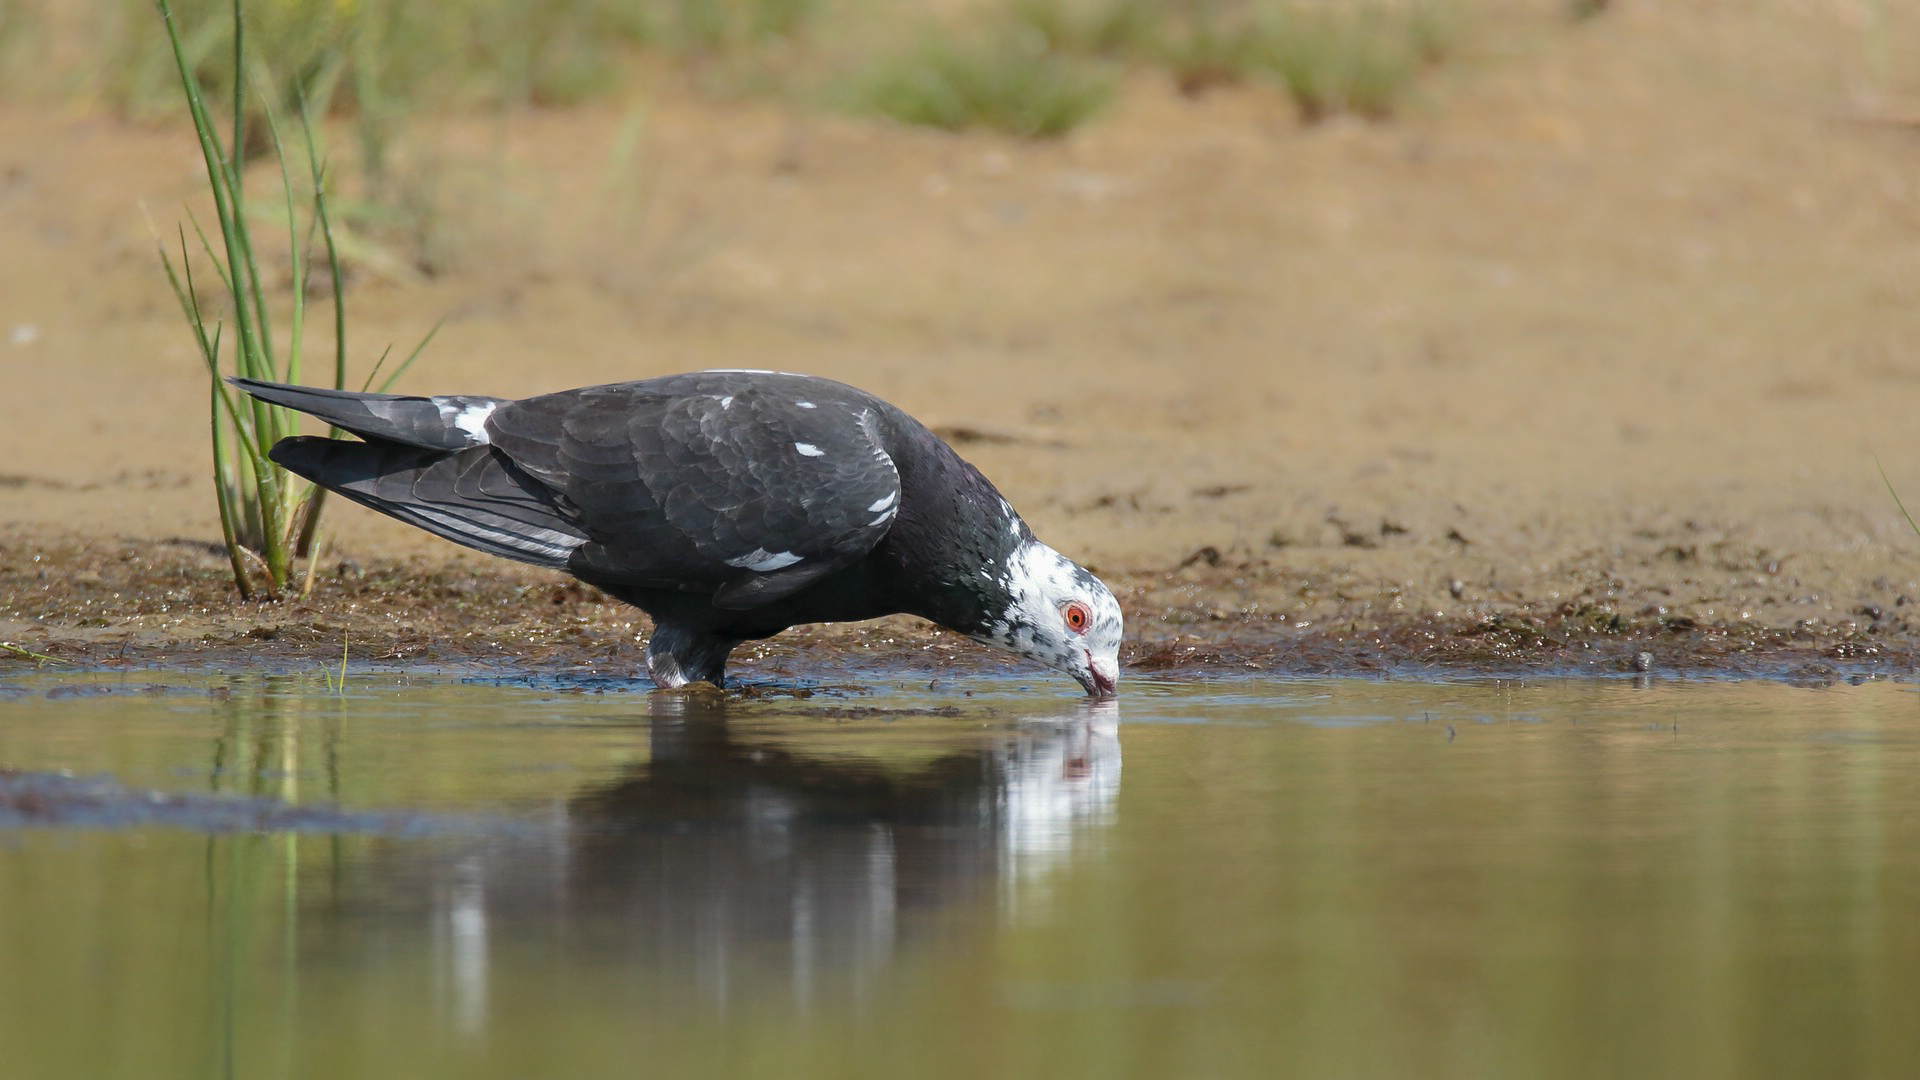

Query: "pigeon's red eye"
(1064, 601), (1091, 634)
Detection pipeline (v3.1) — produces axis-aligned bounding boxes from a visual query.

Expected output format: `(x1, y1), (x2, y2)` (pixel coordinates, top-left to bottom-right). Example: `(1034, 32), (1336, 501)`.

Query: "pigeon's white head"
(978, 540), (1123, 697)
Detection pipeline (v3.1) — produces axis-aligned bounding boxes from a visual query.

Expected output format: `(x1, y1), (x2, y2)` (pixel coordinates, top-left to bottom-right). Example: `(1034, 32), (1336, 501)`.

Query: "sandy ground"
(6, 3), (1920, 680)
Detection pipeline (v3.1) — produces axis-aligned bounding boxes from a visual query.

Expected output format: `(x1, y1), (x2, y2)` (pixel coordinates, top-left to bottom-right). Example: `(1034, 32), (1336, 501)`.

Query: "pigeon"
(231, 371), (1122, 696)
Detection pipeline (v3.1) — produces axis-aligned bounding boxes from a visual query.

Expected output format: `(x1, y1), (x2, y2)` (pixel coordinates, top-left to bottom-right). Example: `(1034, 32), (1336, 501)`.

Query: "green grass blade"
(184, 209), (238, 297)
(209, 375), (254, 598)
(373, 318), (443, 394)
(1, 638), (70, 664)
(158, 0), (263, 377)
(295, 92), (345, 566)
(178, 210), (271, 464)
(252, 87), (315, 575)
(155, 224), (220, 375)
(170, 227), (260, 453)
(359, 343), (395, 393)
(299, 95), (349, 395)
(157, 0), (281, 532)
(258, 81), (305, 423)
(1, 642), (70, 666)
(1876, 455), (1920, 541)
(229, 0), (245, 183)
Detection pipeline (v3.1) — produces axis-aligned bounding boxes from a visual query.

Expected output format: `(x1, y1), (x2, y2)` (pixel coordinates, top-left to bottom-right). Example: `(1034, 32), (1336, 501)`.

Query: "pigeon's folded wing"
(487, 380), (902, 609)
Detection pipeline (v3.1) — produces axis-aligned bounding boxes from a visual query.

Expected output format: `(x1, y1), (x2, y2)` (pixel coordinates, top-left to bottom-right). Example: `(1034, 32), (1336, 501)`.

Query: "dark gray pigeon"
(231, 371), (1122, 695)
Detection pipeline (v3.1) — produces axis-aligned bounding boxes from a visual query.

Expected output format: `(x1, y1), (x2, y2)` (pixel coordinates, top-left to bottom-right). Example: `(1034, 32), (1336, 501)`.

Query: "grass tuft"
(1012, 0), (1159, 57)
(857, 27), (1112, 138)
(1010, 0), (1458, 121)
(645, 0), (819, 57)
(109, 0), (826, 117)
(19, 0), (1465, 146)
(1250, 3), (1457, 121)
(150, 0), (432, 601)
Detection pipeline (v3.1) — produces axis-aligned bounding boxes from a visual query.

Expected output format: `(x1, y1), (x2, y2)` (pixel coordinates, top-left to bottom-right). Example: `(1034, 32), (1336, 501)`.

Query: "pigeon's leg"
(645, 623), (740, 689)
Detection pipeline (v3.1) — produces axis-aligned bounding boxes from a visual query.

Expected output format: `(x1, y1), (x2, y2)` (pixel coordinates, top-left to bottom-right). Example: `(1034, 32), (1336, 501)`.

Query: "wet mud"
(5, 531), (1915, 684)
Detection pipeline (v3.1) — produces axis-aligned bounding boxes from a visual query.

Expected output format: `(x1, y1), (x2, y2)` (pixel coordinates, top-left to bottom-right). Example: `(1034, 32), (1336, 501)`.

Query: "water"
(1, 670), (1918, 1079)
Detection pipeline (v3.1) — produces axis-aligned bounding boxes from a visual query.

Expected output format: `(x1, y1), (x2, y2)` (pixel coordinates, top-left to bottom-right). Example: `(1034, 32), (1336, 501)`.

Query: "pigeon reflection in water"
(308, 697), (1119, 1019)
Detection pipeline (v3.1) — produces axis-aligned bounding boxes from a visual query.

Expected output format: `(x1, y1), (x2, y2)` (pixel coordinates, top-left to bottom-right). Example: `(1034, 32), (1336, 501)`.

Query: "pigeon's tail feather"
(269, 436), (587, 569)
(230, 377), (503, 452)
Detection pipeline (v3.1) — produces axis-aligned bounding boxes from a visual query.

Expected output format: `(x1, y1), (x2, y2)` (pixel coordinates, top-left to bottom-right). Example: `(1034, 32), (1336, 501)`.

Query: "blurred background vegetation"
(0, 0), (1528, 282)
(3, 0), (1484, 138)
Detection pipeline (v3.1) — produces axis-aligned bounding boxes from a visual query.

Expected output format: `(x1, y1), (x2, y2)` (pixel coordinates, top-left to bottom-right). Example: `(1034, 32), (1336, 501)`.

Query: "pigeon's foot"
(645, 625), (739, 690)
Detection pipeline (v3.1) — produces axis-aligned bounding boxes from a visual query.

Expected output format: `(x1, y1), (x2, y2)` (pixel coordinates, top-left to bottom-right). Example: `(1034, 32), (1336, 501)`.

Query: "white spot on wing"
(725, 549), (804, 572)
(867, 491), (897, 513)
(720, 395), (734, 409)
(858, 409), (891, 463)
(796, 400), (816, 409)
(795, 442), (825, 457)
(436, 400), (497, 445)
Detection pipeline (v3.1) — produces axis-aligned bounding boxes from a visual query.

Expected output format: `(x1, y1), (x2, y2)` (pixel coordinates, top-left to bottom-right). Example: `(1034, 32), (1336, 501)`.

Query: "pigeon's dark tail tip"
(226, 375), (276, 395)
(264, 435), (332, 481)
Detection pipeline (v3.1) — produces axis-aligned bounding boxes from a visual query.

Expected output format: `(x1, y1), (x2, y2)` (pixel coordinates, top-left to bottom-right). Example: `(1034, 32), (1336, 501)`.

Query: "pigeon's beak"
(1077, 654), (1118, 698)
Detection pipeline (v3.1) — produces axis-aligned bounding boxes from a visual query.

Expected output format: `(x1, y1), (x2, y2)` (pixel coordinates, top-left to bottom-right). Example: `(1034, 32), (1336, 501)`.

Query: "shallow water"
(1, 670), (1917, 1079)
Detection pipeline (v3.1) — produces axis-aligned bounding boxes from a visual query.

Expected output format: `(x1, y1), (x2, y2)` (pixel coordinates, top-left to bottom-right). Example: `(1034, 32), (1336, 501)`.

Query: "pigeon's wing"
(486, 381), (902, 609)
(268, 437), (587, 568)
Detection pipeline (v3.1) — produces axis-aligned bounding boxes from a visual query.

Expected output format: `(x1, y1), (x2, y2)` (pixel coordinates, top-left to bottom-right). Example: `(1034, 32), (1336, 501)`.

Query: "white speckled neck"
(975, 540), (1124, 694)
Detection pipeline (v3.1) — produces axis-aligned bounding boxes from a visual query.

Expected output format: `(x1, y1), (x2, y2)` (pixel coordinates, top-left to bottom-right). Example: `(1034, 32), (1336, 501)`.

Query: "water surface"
(1, 671), (1916, 1079)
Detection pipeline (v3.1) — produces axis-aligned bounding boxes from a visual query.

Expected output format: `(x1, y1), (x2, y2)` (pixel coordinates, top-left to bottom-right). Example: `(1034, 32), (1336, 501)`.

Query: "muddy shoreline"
(6, 531), (1915, 686)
